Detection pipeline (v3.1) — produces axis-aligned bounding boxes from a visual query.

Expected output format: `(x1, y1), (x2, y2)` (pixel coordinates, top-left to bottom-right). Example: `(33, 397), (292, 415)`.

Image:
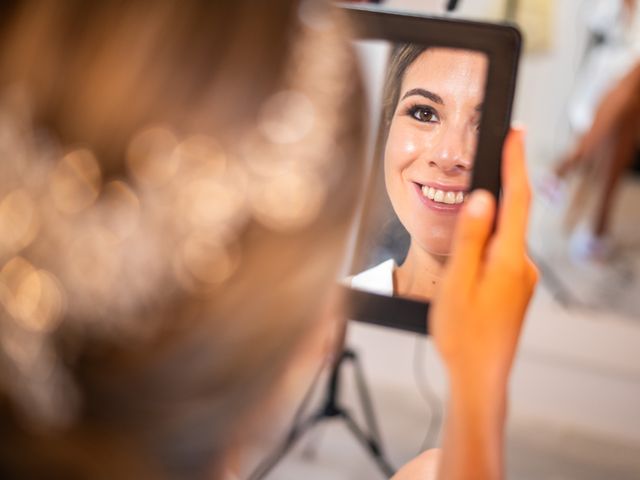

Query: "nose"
(427, 125), (473, 174)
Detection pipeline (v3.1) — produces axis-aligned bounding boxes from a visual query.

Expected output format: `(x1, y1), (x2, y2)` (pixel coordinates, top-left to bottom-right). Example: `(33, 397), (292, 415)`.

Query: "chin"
(412, 223), (455, 257)
(419, 240), (453, 257)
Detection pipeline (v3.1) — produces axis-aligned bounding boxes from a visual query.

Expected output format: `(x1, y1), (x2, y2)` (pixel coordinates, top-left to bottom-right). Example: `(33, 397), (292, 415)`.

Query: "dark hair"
(0, 1), (365, 478)
(380, 43), (428, 143)
(352, 44), (427, 270)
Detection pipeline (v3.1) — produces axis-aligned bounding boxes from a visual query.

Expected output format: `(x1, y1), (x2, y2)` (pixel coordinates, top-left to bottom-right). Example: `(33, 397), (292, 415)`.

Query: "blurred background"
(262, 1), (640, 478)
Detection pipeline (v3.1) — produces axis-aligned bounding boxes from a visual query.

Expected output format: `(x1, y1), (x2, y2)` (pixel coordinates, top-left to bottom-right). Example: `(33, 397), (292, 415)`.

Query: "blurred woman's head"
(0, 0), (364, 478)
(382, 45), (487, 256)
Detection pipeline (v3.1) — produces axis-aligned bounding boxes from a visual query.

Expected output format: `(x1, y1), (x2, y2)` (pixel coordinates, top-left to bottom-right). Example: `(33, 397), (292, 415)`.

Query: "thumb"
(444, 189), (496, 294)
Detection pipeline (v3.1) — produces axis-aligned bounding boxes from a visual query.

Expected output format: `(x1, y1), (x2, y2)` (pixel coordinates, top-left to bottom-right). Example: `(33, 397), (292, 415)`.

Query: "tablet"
(340, 5), (522, 335)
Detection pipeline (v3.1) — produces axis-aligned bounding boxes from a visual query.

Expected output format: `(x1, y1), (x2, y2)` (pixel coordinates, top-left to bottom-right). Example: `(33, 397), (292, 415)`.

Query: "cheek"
(384, 122), (420, 174)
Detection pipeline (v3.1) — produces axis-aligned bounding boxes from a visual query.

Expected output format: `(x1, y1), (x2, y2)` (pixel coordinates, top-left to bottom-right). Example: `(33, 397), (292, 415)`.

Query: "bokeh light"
(0, 189), (39, 255)
(258, 90), (316, 144)
(173, 134), (226, 175)
(65, 226), (121, 303)
(174, 234), (240, 293)
(50, 148), (101, 214)
(100, 180), (141, 241)
(181, 174), (247, 231)
(250, 169), (326, 231)
(127, 126), (179, 187)
(0, 256), (64, 333)
(298, 0), (333, 31)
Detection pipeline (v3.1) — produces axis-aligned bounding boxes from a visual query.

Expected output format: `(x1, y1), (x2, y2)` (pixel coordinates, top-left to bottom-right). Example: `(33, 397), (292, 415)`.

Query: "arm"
(393, 129), (536, 480)
(437, 367), (508, 480)
(557, 61), (640, 177)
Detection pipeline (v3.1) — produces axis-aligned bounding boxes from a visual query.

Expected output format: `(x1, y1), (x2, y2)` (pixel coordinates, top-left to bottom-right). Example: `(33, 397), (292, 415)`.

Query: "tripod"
(248, 348), (396, 479)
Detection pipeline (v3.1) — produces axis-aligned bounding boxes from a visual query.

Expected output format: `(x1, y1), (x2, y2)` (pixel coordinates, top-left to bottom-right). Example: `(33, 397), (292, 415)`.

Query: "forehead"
(401, 47), (488, 103)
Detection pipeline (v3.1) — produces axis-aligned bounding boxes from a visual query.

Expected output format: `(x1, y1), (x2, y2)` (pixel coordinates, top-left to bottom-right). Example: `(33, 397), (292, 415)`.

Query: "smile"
(412, 182), (467, 214)
(420, 185), (466, 204)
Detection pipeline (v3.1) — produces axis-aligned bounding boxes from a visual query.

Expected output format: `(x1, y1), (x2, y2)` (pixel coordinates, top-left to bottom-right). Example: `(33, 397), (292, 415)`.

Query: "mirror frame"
(341, 4), (522, 335)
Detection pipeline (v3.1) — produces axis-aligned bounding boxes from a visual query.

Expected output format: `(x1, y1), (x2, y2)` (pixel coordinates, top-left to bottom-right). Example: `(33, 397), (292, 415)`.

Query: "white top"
(349, 259), (396, 296)
(569, 0), (640, 133)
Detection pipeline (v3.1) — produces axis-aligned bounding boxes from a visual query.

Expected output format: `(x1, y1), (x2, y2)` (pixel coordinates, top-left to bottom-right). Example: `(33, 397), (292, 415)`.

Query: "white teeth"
(421, 186), (466, 205)
(444, 191), (456, 204)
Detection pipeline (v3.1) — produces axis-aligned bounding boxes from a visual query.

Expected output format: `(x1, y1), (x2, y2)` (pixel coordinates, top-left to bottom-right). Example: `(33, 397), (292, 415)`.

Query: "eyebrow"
(400, 88), (444, 105)
(401, 88), (484, 112)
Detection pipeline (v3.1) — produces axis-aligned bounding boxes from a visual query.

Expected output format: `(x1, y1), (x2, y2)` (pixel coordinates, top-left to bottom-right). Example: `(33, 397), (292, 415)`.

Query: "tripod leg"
(300, 423), (326, 460)
(341, 412), (396, 478)
(343, 349), (395, 477)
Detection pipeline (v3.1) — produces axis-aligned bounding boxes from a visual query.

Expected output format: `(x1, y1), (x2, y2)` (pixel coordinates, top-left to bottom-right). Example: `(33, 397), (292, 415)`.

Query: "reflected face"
(384, 48), (487, 256)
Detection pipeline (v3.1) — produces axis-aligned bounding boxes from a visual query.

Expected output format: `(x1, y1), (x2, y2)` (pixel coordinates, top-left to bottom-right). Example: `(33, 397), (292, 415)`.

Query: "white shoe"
(569, 226), (614, 264)
(535, 171), (568, 207)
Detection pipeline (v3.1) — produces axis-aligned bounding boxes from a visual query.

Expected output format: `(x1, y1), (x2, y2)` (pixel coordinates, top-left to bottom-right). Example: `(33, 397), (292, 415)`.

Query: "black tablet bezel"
(341, 5), (522, 335)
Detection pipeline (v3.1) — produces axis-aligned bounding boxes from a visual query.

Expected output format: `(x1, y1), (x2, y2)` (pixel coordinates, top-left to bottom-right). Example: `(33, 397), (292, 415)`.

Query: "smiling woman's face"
(384, 47), (488, 256)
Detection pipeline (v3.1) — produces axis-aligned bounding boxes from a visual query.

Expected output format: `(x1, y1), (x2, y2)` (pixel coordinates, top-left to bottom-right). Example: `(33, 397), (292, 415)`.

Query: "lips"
(412, 182), (467, 214)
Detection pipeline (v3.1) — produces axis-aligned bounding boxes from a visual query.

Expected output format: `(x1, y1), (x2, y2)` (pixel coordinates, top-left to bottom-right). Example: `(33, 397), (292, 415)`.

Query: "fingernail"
(511, 122), (527, 138)
(466, 190), (493, 217)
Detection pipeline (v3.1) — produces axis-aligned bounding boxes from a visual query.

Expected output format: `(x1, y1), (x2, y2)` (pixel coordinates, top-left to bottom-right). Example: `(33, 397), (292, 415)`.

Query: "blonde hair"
(0, 1), (365, 478)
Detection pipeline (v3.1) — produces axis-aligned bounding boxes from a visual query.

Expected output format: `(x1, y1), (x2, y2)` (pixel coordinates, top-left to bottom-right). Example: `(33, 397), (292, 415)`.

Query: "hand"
(558, 62), (640, 177)
(425, 128), (537, 480)
(392, 449), (441, 480)
(431, 127), (538, 392)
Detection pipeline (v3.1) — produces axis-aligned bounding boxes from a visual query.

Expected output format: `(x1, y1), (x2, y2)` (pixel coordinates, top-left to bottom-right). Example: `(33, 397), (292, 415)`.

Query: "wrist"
(447, 361), (511, 396)
(440, 371), (508, 480)
(449, 378), (507, 413)
(446, 363), (510, 422)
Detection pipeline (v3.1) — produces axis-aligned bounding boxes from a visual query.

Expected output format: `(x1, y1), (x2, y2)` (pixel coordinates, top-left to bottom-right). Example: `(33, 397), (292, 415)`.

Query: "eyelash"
(405, 104), (440, 124)
(404, 103), (483, 131)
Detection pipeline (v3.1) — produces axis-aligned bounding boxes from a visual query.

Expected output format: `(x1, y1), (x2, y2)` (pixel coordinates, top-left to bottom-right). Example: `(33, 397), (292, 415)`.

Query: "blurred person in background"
(0, 1), (535, 479)
(544, 0), (640, 262)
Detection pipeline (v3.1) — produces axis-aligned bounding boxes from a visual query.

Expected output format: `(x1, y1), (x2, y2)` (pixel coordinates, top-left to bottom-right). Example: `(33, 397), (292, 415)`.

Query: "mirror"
(349, 43), (488, 302)
(339, 6), (521, 333)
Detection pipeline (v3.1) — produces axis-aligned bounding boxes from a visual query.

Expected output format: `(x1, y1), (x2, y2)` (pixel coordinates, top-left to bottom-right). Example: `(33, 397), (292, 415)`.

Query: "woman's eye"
(409, 105), (439, 123)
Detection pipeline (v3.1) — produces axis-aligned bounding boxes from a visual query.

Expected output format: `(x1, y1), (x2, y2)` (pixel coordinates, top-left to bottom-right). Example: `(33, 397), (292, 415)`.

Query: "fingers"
(495, 128), (531, 256)
(444, 189), (496, 294)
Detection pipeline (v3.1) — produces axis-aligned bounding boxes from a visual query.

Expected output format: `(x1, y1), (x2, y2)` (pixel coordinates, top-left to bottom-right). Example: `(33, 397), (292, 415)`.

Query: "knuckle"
(494, 254), (527, 278)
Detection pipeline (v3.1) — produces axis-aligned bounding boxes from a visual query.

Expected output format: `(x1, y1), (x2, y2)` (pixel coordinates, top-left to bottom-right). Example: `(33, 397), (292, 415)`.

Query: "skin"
(555, 61), (640, 236)
(384, 48), (488, 300)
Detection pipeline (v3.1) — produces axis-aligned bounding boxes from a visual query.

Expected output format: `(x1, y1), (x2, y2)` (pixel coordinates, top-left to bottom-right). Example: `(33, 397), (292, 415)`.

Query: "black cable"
(446, 0), (460, 12)
(412, 336), (442, 453)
